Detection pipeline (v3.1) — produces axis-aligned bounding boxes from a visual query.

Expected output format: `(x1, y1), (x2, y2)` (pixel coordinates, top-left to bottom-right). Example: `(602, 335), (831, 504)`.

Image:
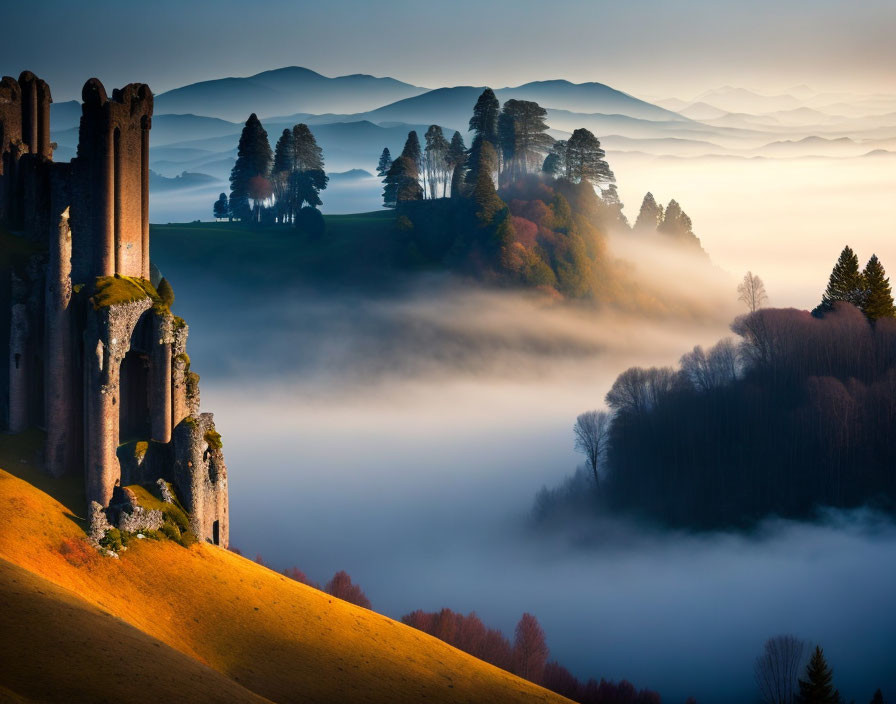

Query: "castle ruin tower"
(2, 72), (228, 547)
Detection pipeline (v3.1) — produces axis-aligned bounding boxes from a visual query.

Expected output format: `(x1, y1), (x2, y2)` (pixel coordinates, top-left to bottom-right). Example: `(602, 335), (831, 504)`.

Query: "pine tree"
(565, 128), (614, 188)
(229, 113), (272, 222)
(658, 199), (701, 247)
(287, 124), (327, 213)
(861, 254), (896, 321)
(400, 131), (422, 178)
(382, 156), (422, 208)
(634, 192), (663, 232)
(498, 99), (554, 181)
(869, 689), (885, 704)
(819, 245), (866, 311)
(796, 646), (840, 704)
(471, 142), (504, 226)
(446, 132), (466, 197)
(376, 147), (392, 177)
(272, 129), (295, 222)
(469, 88), (500, 145)
(291, 124), (324, 171)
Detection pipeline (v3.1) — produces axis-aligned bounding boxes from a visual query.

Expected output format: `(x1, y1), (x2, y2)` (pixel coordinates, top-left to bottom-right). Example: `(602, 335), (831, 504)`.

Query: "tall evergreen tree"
(376, 147), (392, 178)
(499, 99), (554, 181)
(819, 245), (866, 310)
(291, 123), (324, 171)
(634, 192), (663, 232)
(471, 142), (504, 226)
(565, 128), (614, 188)
(272, 129), (295, 221)
(446, 131), (467, 197)
(288, 124), (327, 212)
(382, 156), (423, 208)
(861, 254), (896, 321)
(229, 113), (273, 222)
(401, 131), (422, 177)
(869, 689), (885, 704)
(659, 199), (695, 240)
(796, 646), (840, 704)
(469, 88), (500, 145)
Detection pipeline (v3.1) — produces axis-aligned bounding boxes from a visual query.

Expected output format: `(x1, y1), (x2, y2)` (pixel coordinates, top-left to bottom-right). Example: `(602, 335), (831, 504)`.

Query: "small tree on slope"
(796, 646), (840, 704)
(861, 254), (896, 321)
(819, 245), (866, 311)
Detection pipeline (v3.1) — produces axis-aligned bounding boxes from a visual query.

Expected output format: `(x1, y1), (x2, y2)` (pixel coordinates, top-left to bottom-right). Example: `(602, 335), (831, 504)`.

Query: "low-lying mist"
(154, 231), (896, 702)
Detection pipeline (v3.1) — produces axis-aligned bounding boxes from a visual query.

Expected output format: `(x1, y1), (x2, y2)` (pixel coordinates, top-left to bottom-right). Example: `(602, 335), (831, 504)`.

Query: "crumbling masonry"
(0, 71), (228, 547)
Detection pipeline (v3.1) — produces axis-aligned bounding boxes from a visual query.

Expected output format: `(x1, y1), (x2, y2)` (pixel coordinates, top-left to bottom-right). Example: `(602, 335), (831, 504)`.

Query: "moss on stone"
(134, 441), (149, 461)
(185, 371), (200, 398)
(175, 352), (191, 370)
(173, 315), (187, 330)
(204, 429), (223, 451)
(91, 275), (159, 310)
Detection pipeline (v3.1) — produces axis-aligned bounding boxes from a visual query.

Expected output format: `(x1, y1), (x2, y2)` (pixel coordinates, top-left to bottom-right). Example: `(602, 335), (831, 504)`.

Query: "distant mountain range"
(154, 66), (429, 121)
(43, 65), (896, 223)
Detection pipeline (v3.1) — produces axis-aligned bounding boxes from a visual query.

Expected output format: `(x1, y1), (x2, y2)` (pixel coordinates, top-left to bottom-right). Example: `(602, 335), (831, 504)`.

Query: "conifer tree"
(869, 689), (885, 704)
(446, 131), (467, 197)
(229, 113), (273, 222)
(288, 124), (328, 212)
(659, 199), (696, 241)
(634, 192), (663, 232)
(819, 246), (866, 310)
(469, 88), (500, 145)
(498, 99), (554, 181)
(471, 142), (504, 226)
(565, 128), (614, 188)
(291, 123), (324, 172)
(272, 129), (295, 221)
(376, 147), (392, 177)
(382, 156), (423, 208)
(796, 646), (840, 704)
(861, 254), (896, 321)
(400, 131), (422, 178)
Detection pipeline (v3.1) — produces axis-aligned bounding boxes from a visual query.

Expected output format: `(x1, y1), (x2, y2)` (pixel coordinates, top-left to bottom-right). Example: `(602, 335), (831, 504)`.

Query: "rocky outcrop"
(87, 501), (112, 546)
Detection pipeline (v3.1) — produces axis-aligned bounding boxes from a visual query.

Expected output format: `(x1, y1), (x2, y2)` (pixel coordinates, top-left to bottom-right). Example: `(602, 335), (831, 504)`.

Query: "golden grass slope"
(0, 440), (571, 704)
(0, 557), (272, 704)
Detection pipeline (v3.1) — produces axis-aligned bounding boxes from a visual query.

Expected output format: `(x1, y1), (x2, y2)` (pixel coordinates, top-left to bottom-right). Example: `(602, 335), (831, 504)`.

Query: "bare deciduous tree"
(755, 634), (806, 704)
(573, 410), (611, 487)
(738, 271), (769, 312)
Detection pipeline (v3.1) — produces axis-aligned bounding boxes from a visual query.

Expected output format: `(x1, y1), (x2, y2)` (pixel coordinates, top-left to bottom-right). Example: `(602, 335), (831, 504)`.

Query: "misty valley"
(3, 15), (896, 703)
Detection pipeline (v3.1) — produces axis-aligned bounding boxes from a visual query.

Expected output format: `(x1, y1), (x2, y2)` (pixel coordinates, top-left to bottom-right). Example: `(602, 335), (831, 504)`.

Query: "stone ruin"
(0, 71), (228, 547)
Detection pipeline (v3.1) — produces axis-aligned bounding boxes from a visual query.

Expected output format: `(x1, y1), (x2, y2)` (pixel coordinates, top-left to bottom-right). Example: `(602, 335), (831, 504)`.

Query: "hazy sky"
(2, 0), (893, 103)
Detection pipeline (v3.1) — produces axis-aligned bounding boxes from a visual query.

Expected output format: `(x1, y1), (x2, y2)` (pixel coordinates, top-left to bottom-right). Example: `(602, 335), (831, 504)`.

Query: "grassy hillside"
(151, 212), (404, 288)
(0, 436), (570, 704)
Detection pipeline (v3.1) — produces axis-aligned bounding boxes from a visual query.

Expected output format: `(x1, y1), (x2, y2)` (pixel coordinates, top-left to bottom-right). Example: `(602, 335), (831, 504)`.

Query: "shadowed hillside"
(0, 438), (571, 704)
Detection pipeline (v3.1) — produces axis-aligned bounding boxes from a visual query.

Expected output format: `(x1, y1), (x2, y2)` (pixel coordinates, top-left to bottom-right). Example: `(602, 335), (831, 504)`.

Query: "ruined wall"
(69, 79), (152, 281)
(0, 72), (51, 232)
(172, 413), (229, 547)
(3, 71), (229, 550)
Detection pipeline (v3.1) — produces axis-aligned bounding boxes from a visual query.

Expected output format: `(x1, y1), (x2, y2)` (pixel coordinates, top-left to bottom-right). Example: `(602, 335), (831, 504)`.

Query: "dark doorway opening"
(212, 520), (220, 546)
(119, 350), (150, 443)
